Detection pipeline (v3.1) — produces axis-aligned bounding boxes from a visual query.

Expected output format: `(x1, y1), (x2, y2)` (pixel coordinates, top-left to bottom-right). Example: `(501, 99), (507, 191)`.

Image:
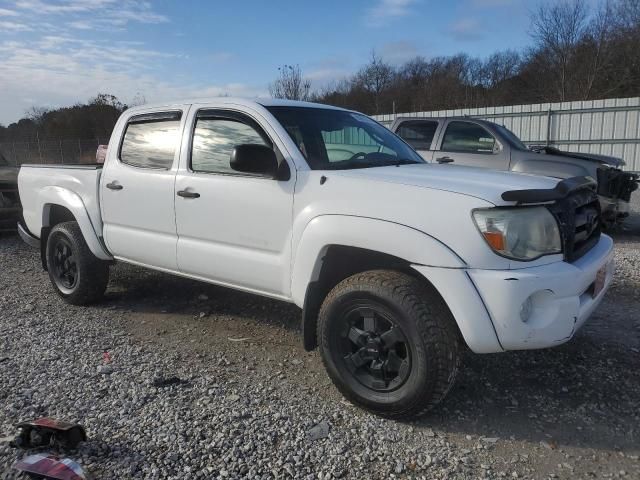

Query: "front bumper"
(413, 235), (614, 353)
(468, 234), (614, 351)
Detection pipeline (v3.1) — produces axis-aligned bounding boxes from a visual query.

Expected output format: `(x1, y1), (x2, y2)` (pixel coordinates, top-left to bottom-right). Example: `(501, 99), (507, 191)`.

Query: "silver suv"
(391, 117), (638, 226)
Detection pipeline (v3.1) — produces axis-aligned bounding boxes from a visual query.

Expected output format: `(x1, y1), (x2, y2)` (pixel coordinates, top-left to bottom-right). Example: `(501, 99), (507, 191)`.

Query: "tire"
(45, 221), (109, 305)
(317, 269), (461, 419)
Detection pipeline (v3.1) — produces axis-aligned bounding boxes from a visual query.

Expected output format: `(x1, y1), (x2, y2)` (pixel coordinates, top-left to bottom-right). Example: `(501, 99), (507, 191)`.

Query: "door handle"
(436, 156), (454, 164)
(177, 190), (200, 199)
(106, 181), (123, 190)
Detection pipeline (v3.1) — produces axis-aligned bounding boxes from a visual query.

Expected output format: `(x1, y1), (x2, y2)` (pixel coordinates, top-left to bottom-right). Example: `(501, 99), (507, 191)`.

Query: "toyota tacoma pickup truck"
(391, 116), (639, 226)
(18, 99), (615, 418)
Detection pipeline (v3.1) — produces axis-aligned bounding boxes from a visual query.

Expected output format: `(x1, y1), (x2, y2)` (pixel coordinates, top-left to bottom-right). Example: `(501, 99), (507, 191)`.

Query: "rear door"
(101, 109), (186, 270)
(434, 120), (509, 169)
(393, 119), (441, 162)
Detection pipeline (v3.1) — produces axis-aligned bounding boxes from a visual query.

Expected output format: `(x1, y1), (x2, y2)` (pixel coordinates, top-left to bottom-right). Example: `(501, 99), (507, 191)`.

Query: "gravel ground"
(1, 198), (639, 479)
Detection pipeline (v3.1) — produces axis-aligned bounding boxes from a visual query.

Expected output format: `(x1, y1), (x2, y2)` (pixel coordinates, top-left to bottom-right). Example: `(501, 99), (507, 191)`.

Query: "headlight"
(472, 207), (561, 260)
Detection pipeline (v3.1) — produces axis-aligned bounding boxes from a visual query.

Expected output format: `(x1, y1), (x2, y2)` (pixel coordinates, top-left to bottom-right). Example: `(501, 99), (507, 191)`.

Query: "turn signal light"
(482, 231), (505, 251)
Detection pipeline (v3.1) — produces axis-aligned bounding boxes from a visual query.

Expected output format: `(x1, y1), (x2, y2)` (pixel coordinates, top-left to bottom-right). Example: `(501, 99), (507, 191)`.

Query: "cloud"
(0, 8), (19, 16)
(305, 68), (345, 83)
(379, 40), (420, 64)
(366, 0), (416, 27)
(305, 56), (353, 87)
(470, 0), (514, 6)
(0, 35), (262, 125)
(13, 0), (116, 14)
(10, 0), (169, 29)
(68, 20), (92, 29)
(209, 52), (235, 63)
(0, 1), (265, 125)
(448, 18), (483, 41)
(0, 20), (32, 31)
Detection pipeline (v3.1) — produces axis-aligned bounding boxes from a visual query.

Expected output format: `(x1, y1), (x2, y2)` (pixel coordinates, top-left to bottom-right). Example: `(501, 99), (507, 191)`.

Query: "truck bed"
(19, 164), (104, 240)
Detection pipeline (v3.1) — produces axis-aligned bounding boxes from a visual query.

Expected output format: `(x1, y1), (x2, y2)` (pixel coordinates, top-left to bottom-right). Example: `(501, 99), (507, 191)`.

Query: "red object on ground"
(13, 418), (87, 450)
(13, 453), (87, 480)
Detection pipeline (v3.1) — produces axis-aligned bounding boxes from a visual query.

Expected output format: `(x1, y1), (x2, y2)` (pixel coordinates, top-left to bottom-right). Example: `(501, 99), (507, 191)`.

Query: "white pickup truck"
(18, 98), (615, 418)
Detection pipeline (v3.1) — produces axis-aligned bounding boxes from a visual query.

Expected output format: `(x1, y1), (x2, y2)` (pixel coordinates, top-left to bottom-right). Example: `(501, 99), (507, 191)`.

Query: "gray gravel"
(1, 198), (639, 479)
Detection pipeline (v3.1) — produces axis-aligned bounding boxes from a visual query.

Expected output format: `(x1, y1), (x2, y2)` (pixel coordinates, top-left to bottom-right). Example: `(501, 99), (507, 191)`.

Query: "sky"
(0, 0), (535, 126)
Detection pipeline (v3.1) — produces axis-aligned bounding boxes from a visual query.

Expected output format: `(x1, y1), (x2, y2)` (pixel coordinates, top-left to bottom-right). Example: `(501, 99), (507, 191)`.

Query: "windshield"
(266, 106), (424, 170)
(496, 124), (528, 151)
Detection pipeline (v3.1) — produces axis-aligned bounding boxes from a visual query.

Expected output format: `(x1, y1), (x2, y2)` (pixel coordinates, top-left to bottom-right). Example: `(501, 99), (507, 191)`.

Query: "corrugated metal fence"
(373, 97), (640, 171)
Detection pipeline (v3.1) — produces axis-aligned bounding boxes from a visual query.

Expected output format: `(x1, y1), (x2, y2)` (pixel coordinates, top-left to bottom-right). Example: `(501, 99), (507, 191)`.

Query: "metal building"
(373, 97), (640, 171)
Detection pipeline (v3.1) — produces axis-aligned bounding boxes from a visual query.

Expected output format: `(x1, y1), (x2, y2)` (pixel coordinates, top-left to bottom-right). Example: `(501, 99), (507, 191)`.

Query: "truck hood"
(531, 146), (625, 167)
(331, 163), (560, 205)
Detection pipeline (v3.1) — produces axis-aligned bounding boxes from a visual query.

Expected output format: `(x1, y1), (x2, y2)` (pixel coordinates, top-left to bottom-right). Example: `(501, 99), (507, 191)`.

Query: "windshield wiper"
(394, 158), (421, 167)
(321, 158), (421, 171)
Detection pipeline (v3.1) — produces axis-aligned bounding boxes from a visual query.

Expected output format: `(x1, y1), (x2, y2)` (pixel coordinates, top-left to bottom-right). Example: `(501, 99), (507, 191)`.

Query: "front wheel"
(317, 270), (461, 419)
(46, 221), (109, 305)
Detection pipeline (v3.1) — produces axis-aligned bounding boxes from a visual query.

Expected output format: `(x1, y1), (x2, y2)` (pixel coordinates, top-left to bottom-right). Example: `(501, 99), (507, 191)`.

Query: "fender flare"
(39, 186), (112, 261)
(290, 215), (466, 307)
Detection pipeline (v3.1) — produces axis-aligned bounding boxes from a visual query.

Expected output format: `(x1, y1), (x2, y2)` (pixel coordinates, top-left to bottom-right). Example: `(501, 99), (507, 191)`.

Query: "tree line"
(0, 94), (128, 144)
(273, 0), (640, 114)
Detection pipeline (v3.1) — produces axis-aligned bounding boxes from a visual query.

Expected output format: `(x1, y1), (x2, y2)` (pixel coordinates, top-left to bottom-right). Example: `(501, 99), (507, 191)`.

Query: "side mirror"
(230, 144), (278, 178)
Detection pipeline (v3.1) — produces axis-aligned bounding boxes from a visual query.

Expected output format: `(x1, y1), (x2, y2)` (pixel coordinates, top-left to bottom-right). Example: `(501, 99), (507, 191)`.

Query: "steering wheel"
(348, 152), (368, 162)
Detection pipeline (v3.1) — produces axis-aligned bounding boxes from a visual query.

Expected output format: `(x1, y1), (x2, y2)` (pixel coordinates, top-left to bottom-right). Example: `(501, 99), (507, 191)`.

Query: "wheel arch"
(37, 187), (112, 268)
(292, 215), (466, 351)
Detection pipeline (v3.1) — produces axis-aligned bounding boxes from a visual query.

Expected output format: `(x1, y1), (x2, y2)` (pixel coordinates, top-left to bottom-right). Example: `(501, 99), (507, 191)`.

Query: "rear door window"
(396, 120), (439, 150)
(120, 112), (182, 169)
(441, 121), (498, 154)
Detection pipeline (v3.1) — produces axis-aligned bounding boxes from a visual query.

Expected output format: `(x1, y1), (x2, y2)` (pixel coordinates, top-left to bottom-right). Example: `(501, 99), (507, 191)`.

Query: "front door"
(101, 110), (184, 270)
(174, 109), (294, 298)
(435, 120), (509, 169)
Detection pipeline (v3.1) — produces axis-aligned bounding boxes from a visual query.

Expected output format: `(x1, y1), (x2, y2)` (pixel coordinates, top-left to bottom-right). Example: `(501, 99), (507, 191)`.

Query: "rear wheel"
(46, 221), (109, 305)
(318, 270), (461, 419)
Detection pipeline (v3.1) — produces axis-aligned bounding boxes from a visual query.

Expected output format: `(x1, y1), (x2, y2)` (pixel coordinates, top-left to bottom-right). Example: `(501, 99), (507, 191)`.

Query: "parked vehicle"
(0, 151), (21, 232)
(391, 117), (639, 226)
(18, 99), (614, 418)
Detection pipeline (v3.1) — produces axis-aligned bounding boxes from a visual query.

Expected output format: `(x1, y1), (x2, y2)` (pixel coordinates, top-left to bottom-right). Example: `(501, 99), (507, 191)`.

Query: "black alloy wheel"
(338, 305), (411, 392)
(51, 236), (78, 291)
(318, 270), (461, 419)
(45, 221), (109, 305)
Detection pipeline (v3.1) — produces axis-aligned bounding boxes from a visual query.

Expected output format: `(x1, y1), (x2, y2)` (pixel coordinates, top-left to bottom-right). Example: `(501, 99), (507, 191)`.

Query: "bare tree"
(530, 0), (589, 101)
(26, 106), (49, 126)
(482, 51), (521, 89)
(130, 92), (147, 107)
(614, 0), (640, 28)
(354, 51), (395, 114)
(269, 65), (312, 101)
(90, 93), (125, 110)
(578, 0), (615, 99)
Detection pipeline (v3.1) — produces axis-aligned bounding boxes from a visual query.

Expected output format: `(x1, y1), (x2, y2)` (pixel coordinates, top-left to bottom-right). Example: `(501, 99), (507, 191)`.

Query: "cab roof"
(125, 97), (349, 115)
